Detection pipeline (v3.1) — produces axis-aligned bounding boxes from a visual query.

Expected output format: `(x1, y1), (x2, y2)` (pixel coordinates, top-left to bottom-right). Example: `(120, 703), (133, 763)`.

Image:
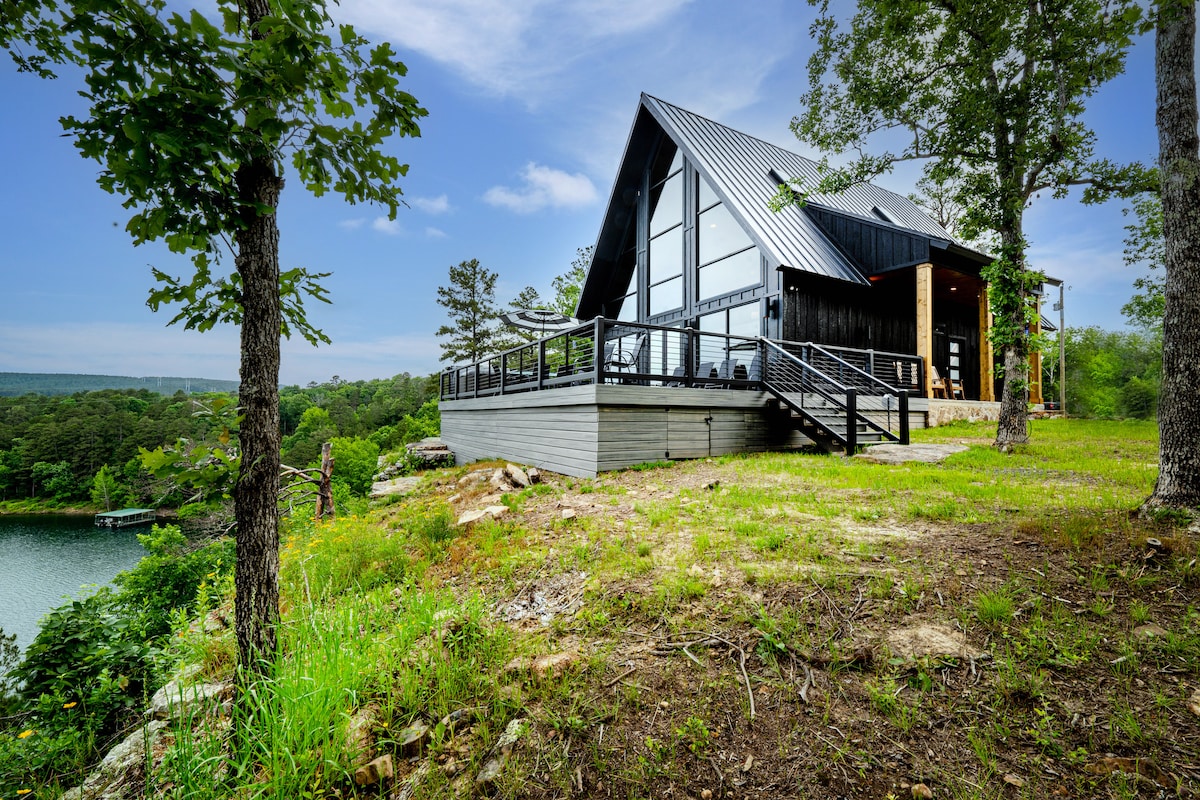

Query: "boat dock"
(94, 508), (157, 528)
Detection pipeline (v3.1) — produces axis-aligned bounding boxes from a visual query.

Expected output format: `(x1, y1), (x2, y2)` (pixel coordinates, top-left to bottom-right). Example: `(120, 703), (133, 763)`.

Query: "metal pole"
(1058, 282), (1066, 415)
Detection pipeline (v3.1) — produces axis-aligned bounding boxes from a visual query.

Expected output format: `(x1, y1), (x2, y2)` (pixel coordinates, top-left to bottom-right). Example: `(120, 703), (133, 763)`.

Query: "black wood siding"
(782, 270), (916, 353)
(782, 269), (983, 398)
(806, 206), (931, 275)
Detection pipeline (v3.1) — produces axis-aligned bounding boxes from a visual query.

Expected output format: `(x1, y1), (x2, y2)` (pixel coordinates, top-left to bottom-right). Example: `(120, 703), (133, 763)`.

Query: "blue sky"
(0, 1), (1160, 386)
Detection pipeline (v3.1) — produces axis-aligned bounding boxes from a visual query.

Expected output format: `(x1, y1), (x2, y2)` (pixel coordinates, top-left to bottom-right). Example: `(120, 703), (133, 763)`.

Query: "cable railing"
(438, 320), (912, 449)
(776, 340), (923, 397)
(439, 318), (763, 400)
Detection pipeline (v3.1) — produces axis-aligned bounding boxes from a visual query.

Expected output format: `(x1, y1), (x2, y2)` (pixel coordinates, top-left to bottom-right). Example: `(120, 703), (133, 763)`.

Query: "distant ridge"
(0, 372), (239, 397)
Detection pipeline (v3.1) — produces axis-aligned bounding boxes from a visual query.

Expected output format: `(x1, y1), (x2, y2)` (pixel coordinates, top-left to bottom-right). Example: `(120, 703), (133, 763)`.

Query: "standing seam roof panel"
(642, 95), (963, 286)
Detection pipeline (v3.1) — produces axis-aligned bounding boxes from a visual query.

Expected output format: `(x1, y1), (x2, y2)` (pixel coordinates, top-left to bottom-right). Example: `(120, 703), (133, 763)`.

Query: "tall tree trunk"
(1146, 0), (1200, 510)
(233, 154), (283, 683)
(993, 227), (1030, 448)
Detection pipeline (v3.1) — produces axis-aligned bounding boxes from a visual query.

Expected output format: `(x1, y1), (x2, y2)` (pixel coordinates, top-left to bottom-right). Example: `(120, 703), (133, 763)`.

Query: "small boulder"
(149, 680), (232, 721)
(561, 508), (577, 521)
(1132, 623), (1169, 641)
(457, 509), (490, 526)
(490, 468), (509, 491)
(527, 467), (542, 484)
(506, 464), (531, 488)
(395, 720), (431, 758)
(1187, 688), (1200, 718)
(353, 754), (394, 786)
(484, 505), (509, 519)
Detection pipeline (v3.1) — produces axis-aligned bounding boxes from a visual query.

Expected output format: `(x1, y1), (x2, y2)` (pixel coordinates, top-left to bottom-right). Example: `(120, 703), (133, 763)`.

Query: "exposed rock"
(475, 718), (526, 790)
(505, 651), (578, 681)
(457, 508), (490, 526)
(370, 476), (423, 499)
(345, 704), (378, 764)
(391, 762), (433, 800)
(911, 783), (933, 799)
(484, 505), (509, 518)
(856, 443), (969, 465)
(886, 624), (981, 660)
(1132, 623), (1169, 641)
(149, 680), (232, 721)
(490, 469), (508, 491)
(459, 470), (490, 486)
(1189, 688), (1200, 718)
(395, 720), (431, 758)
(1003, 774), (1026, 788)
(354, 754), (395, 786)
(68, 720), (168, 800)
(403, 440), (455, 471)
(506, 464), (531, 488)
(527, 467), (542, 484)
(561, 508), (577, 521)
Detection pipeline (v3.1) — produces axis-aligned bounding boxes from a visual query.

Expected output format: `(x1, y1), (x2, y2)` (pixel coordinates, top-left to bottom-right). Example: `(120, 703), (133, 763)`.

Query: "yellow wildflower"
(17, 790), (32, 796)
(63, 701), (78, 709)
(17, 729), (34, 739)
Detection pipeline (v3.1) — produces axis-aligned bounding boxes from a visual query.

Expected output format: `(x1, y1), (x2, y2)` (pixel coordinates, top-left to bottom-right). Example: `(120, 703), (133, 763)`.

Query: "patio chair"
(712, 358), (738, 388)
(603, 332), (647, 381)
(665, 366), (687, 387)
(695, 361), (716, 387)
(930, 366), (963, 399)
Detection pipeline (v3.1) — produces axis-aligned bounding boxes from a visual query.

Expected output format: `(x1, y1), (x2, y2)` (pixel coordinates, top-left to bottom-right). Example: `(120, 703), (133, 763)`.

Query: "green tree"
(1122, 191), (1166, 331)
(782, 0), (1152, 447)
(89, 464), (127, 510)
(31, 461), (78, 502)
(550, 246), (592, 317)
(436, 258), (501, 363)
(2, 0), (426, 694)
(1144, 0), (1200, 510)
(327, 436), (380, 496)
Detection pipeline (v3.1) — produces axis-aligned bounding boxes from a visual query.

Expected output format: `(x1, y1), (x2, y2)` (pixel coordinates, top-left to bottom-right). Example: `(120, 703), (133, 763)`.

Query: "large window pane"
(649, 277), (682, 315)
(728, 302), (760, 338)
(699, 174), (718, 211)
(649, 226), (683, 283)
(698, 247), (759, 300)
(649, 171), (683, 237)
(699, 311), (724, 332)
(699, 203), (752, 265)
(615, 293), (638, 322)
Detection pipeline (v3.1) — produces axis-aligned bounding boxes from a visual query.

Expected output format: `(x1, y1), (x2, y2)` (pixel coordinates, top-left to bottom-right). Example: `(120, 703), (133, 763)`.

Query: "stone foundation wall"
(926, 399), (1001, 427)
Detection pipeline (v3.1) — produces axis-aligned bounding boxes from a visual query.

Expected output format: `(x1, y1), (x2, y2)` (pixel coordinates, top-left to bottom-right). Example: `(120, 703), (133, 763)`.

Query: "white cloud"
(372, 216), (403, 235)
(338, 218), (366, 230)
(484, 163), (598, 214)
(425, 227), (448, 239)
(411, 194), (451, 214)
(335, 0), (691, 99)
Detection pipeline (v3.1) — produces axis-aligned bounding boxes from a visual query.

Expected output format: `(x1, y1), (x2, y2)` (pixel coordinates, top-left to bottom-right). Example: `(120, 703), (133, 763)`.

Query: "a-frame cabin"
(577, 94), (995, 402)
(439, 95), (1022, 477)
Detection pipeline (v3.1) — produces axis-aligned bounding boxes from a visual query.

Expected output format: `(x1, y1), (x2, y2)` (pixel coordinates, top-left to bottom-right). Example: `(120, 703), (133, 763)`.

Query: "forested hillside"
(0, 373), (437, 505)
(0, 372), (240, 397)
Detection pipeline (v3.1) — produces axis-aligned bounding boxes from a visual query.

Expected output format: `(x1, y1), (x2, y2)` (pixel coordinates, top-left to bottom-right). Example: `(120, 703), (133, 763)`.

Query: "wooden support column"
(978, 286), (995, 401)
(1028, 311), (1044, 404)
(916, 262), (934, 398)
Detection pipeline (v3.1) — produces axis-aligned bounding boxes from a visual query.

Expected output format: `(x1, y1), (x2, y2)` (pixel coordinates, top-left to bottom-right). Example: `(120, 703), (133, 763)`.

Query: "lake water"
(0, 515), (148, 656)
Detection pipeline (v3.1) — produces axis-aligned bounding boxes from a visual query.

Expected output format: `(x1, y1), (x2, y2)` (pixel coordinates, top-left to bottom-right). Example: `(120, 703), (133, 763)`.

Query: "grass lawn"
(31, 418), (1200, 799)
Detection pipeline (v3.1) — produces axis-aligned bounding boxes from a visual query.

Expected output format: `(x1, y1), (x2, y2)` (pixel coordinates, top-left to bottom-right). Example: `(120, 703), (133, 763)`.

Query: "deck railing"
(439, 319), (924, 401)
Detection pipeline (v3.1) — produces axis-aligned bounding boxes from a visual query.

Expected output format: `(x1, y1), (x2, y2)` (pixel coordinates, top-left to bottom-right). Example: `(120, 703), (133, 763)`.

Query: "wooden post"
(916, 263), (934, 398)
(978, 285), (995, 401)
(1028, 308), (1044, 405)
(315, 442), (335, 521)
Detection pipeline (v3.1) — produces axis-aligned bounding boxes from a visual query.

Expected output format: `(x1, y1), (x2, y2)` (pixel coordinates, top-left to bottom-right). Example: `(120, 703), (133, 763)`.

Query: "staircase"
(759, 340), (910, 453)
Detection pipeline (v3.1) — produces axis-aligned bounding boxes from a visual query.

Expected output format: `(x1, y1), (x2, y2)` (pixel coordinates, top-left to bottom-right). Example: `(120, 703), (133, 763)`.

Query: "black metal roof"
(579, 94), (991, 315)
